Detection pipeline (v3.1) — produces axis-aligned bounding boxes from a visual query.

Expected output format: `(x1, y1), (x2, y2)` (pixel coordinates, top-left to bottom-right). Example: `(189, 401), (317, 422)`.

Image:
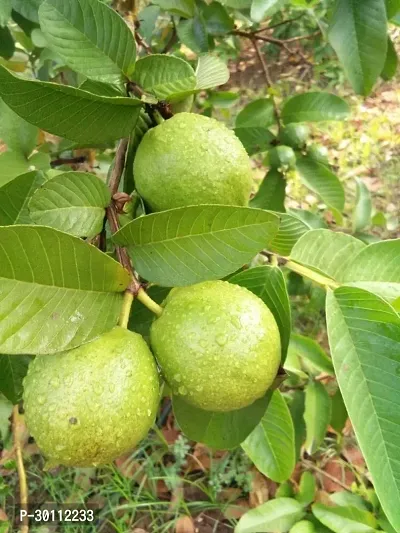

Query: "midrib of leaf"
(328, 293), (400, 512)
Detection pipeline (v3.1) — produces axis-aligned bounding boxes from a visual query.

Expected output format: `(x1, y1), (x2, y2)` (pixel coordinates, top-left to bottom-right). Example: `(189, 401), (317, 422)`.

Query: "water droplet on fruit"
(174, 373), (182, 383)
(38, 395), (45, 405)
(231, 316), (241, 329)
(216, 334), (227, 346)
(147, 409), (152, 417)
(178, 385), (187, 395)
(51, 377), (60, 388)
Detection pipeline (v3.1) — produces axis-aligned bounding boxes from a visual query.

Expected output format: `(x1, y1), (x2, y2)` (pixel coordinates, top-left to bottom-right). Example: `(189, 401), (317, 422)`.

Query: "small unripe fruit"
(150, 281), (281, 412)
(23, 328), (159, 467)
(268, 145), (297, 170)
(307, 143), (329, 165)
(134, 113), (252, 212)
(279, 124), (310, 148)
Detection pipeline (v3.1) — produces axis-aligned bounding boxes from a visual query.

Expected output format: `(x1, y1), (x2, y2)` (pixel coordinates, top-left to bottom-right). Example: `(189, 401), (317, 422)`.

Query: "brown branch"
(108, 138), (129, 195)
(13, 406), (29, 533)
(50, 156), (86, 168)
(135, 31), (152, 54)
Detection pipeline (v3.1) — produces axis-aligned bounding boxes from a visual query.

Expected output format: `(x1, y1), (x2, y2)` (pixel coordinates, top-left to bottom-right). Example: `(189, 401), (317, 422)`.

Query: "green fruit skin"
(268, 145), (297, 169)
(23, 327), (159, 467)
(280, 124), (310, 148)
(134, 113), (253, 212)
(150, 281), (281, 412)
(289, 521), (316, 533)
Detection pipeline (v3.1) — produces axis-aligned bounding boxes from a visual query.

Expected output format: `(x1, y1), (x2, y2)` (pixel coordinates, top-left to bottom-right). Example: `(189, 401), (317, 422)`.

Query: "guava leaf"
(173, 391), (272, 449)
(290, 334), (334, 376)
(152, 0), (195, 18)
(113, 205), (280, 287)
(0, 98), (38, 157)
(0, 66), (142, 143)
(304, 380), (331, 454)
(0, 170), (46, 225)
(288, 390), (306, 460)
(242, 390), (295, 483)
(202, 2), (234, 35)
(281, 92), (350, 124)
(236, 99), (276, 129)
(382, 37), (398, 81)
(12, 0), (43, 23)
(296, 471), (316, 507)
(0, 0), (12, 26)
(29, 171), (111, 238)
(352, 178), (372, 233)
(195, 55), (230, 90)
(0, 225), (130, 354)
(268, 213), (309, 256)
(328, 0), (387, 95)
(250, 170), (286, 212)
(0, 354), (32, 404)
(296, 155), (345, 212)
(326, 287), (400, 532)
(132, 55), (196, 101)
(177, 14), (209, 54)
(312, 503), (378, 533)
(236, 498), (305, 533)
(234, 127), (275, 156)
(229, 265), (291, 362)
(250, 0), (287, 23)
(39, 0), (136, 84)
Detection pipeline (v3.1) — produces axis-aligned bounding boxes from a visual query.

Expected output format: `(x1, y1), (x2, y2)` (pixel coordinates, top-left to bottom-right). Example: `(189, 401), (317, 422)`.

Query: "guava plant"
(0, 0), (399, 532)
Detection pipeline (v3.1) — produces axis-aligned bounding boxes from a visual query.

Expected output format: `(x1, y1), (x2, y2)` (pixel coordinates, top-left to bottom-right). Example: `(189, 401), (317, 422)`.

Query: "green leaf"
(28, 171), (111, 238)
(282, 92), (350, 124)
(202, 2), (234, 35)
(288, 208), (328, 230)
(242, 390), (295, 482)
(234, 127), (275, 155)
(296, 471), (316, 507)
(353, 178), (372, 232)
(12, 0), (43, 23)
(177, 14), (209, 53)
(381, 37), (398, 81)
(0, 170), (46, 225)
(0, 66), (142, 143)
(290, 334), (334, 376)
(328, 0), (388, 95)
(386, 0), (400, 18)
(0, 395), (12, 440)
(312, 503), (378, 533)
(268, 213), (309, 256)
(0, 152), (36, 186)
(112, 206), (280, 287)
(289, 521), (316, 533)
(236, 498), (306, 533)
(341, 239), (400, 302)
(250, 170), (286, 212)
(330, 387), (348, 434)
(195, 54), (230, 90)
(229, 265), (292, 362)
(326, 287), (400, 531)
(295, 155), (345, 212)
(79, 79), (124, 97)
(236, 98), (276, 128)
(251, 0), (287, 23)
(128, 286), (170, 344)
(288, 390), (306, 459)
(0, 354), (32, 404)
(0, 0), (12, 26)
(0, 225), (130, 354)
(173, 391), (272, 449)
(132, 55), (196, 101)
(153, 0), (195, 17)
(304, 380), (331, 454)
(0, 99), (38, 156)
(290, 229), (366, 281)
(219, 0), (251, 8)
(330, 492), (370, 511)
(0, 26), (14, 59)
(39, 0), (136, 84)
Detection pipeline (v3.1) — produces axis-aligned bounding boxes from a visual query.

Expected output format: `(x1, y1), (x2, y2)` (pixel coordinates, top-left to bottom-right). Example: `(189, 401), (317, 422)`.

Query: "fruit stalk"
(13, 406), (29, 533)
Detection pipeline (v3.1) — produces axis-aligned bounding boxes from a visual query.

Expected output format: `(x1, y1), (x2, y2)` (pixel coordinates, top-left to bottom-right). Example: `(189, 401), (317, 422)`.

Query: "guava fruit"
(23, 327), (159, 467)
(150, 281), (281, 412)
(134, 113), (253, 212)
(279, 124), (310, 148)
(307, 143), (329, 165)
(268, 145), (297, 169)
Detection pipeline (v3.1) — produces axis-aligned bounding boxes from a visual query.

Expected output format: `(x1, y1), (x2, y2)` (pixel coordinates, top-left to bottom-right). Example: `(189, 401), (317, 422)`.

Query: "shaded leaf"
(202, 2), (234, 35)
(251, 0), (287, 23)
(153, 0), (195, 17)
(0, 170), (46, 225)
(326, 287), (400, 531)
(328, 0), (388, 95)
(0, 99), (38, 156)
(290, 334), (334, 376)
(39, 0), (136, 83)
(330, 387), (348, 434)
(195, 54), (230, 89)
(177, 14), (208, 54)
(29, 171), (111, 238)
(234, 127), (275, 155)
(173, 391), (272, 449)
(112, 206), (280, 287)
(0, 0), (12, 26)
(288, 390), (306, 459)
(236, 497), (306, 533)
(386, 0), (400, 17)
(242, 390), (295, 482)
(296, 471), (316, 507)
(0, 225), (130, 354)
(236, 99), (276, 128)
(381, 37), (398, 81)
(0, 26), (14, 59)
(281, 92), (350, 124)
(352, 178), (372, 232)
(268, 213), (309, 256)
(250, 170), (286, 212)
(12, 0), (43, 23)
(229, 265), (292, 362)
(0, 354), (32, 404)
(0, 66), (142, 143)
(304, 380), (331, 454)
(296, 155), (345, 212)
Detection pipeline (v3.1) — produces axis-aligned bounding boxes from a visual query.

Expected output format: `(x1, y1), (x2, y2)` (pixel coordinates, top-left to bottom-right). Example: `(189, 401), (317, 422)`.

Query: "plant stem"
(13, 406), (29, 533)
(109, 138), (129, 195)
(119, 290), (134, 328)
(137, 288), (163, 317)
(285, 260), (340, 290)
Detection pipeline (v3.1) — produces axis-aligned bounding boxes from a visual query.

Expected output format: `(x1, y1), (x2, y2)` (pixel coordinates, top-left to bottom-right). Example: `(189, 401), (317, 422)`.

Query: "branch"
(135, 31), (152, 54)
(50, 156), (86, 168)
(13, 406), (29, 533)
(108, 138), (129, 195)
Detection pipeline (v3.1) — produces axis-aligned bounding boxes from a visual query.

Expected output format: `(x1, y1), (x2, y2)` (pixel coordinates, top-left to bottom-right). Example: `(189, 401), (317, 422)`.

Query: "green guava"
(150, 281), (281, 412)
(134, 113), (253, 212)
(307, 143), (329, 165)
(23, 327), (159, 467)
(279, 124), (310, 148)
(268, 145), (297, 169)
(289, 521), (316, 533)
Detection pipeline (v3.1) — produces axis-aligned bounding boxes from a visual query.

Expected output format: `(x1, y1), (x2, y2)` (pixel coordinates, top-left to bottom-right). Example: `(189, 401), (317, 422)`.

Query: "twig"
(13, 406), (29, 533)
(135, 31), (152, 54)
(302, 460), (352, 491)
(50, 156), (86, 168)
(108, 139), (129, 195)
(162, 24), (177, 53)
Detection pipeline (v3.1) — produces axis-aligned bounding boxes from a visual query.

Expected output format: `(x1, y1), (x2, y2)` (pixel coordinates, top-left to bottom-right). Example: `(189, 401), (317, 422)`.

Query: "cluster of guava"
(23, 114), (281, 467)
